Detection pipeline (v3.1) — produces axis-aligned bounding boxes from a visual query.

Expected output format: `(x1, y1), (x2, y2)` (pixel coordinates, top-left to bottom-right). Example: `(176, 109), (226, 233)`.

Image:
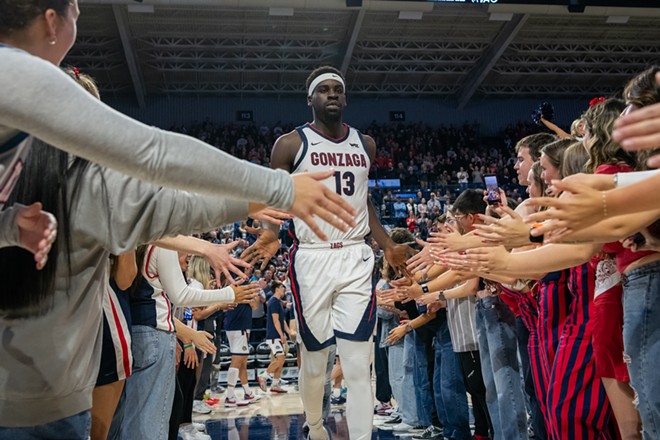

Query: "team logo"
(349, 142), (359, 148)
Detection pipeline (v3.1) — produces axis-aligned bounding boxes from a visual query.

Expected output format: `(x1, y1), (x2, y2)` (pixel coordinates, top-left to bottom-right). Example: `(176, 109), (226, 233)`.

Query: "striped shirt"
(446, 296), (479, 353)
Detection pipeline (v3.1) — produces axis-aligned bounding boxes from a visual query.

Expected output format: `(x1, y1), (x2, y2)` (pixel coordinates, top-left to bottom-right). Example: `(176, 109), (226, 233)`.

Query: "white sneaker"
(191, 422), (206, 432)
(392, 422), (414, 431)
(192, 400), (212, 414)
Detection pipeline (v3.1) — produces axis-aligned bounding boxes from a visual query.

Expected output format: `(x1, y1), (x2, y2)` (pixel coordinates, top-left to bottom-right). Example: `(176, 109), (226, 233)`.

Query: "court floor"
(192, 384), (419, 440)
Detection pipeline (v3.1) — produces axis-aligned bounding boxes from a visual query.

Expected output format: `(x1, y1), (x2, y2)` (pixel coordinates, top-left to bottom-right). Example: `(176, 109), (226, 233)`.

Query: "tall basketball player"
(242, 66), (413, 440)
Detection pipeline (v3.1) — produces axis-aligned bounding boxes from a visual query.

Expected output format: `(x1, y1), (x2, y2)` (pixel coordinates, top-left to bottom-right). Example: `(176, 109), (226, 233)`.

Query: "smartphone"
(484, 174), (501, 205)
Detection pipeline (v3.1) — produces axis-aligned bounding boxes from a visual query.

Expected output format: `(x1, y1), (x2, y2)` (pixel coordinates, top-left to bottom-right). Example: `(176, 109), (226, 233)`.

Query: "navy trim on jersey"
(292, 125), (309, 172)
(0, 132), (28, 155)
(305, 122), (351, 144)
(129, 278), (158, 328)
(289, 243), (336, 351)
(355, 130), (372, 168)
(334, 271), (378, 342)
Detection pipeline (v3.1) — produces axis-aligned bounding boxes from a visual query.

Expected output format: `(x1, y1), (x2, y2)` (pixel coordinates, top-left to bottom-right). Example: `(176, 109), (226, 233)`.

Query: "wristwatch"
(421, 283), (429, 294)
(405, 322), (413, 333)
(437, 291), (446, 302)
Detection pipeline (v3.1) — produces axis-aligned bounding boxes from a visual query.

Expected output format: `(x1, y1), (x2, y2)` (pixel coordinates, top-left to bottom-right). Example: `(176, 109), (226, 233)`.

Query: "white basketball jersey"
(290, 123), (371, 244)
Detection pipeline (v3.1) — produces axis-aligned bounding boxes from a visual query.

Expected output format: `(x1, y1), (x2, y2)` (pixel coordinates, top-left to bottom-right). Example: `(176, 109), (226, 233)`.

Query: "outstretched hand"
(204, 240), (251, 285)
(473, 206), (529, 247)
(240, 226), (280, 270)
(406, 238), (434, 273)
(290, 170), (356, 241)
(248, 203), (294, 225)
(385, 243), (416, 278)
(16, 202), (58, 270)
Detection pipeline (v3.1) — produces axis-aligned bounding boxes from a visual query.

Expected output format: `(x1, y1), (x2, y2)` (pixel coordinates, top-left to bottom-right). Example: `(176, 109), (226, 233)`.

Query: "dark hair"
(0, 140), (90, 318)
(541, 138), (573, 178)
(583, 98), (635, 172)
(624, 66), (660, 109)
(270, 280), (284, 292)
(515, 133), (558, 161)
(0, 0), (71, 36)
(452, 189), (486, 216)
(305, 65), (344, 93)
(530, 161), (547, 196)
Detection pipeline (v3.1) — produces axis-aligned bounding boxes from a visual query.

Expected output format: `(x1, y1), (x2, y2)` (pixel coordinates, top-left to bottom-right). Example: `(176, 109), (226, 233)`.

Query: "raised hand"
(406, 238), (434, 273)
(248, 203), (294, 225)
(205, 240), (251, 285)
(473, 206), (529, 247)
(385, 243), (416, 278)
(16, 202), (58, 270)
(240, 226), (280, 270)
(231, 282), (261, 303)
(290, 170), (357, 241)
(440, 246), (511, 273)
(190, 330), (216, 355)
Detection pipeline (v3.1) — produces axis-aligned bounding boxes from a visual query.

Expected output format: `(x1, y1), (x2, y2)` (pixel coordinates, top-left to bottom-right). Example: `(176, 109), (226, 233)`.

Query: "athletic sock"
(272, 379), (280, 387)
(332, 387), (341, 398)
(227, 367), (239, 399)
(242, 383), (252, 395)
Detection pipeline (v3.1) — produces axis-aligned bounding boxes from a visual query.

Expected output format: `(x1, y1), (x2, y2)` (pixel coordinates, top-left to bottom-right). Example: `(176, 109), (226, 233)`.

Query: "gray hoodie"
(0, 161), (249, 427)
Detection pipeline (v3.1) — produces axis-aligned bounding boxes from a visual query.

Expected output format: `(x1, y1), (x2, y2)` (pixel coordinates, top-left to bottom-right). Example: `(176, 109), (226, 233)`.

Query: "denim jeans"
(400, 333), (420, 426)
(622, 260), (660, 439)
(476, 296), (528, 440)
(0, 411), (91, 440)
(121, 326), (176, 440)
(387, 340), (404, 412)
(413, 332), (435, 427)
(433, 320), (471, 440)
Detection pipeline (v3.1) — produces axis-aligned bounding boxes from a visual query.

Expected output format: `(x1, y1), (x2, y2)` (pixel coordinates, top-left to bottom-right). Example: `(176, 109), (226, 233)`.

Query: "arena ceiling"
(69, 0), (660, 107)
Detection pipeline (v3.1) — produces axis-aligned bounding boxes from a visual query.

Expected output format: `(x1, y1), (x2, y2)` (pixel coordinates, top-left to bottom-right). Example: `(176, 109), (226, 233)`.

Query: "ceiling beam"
(340, 6), (366, 75)
(457, 13), (528, 109)
(112, 4), (146, 108)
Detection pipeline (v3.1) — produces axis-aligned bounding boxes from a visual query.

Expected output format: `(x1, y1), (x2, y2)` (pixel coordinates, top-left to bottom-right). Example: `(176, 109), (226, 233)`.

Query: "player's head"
(306, 66), (346, 120)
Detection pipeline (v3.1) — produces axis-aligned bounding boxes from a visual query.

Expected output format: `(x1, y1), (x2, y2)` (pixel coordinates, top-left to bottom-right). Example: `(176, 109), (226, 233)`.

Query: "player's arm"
(241, 132), (301, 269)
(363, 135), (415, 277)
(272, 312), (285, 341)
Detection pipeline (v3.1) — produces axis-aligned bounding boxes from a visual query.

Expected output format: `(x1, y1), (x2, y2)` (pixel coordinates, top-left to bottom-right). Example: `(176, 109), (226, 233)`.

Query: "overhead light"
(398, 11), (423, 20)
(269, 7), (294, 17)
(606, 15), (629, 24)
(489, 12), (513, 21)
(127, 4), (154, 13)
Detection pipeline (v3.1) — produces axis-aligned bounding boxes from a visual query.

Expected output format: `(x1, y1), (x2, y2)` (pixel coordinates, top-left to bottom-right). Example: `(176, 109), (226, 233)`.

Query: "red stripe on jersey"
(162, 292), (173, 332)
(108, 289), (132, 378)
(145, 246), (158, 279)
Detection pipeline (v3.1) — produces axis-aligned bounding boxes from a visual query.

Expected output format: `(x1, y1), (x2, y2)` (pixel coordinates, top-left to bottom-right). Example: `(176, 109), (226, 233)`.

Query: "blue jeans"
(121, 326), (176, 440)
(413, 332), (435, 427)
(387, 340), (404, 411)
(400, 333), (420, 426)
(433, 320), (471, 440)
(622, 260), (660, 439)
(0, 411), (91, 440)
(476, 296), (528, 440)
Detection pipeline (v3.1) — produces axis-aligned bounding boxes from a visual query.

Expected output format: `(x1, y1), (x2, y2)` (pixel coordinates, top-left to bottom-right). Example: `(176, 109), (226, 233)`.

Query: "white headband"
(308, 73), (346, 97)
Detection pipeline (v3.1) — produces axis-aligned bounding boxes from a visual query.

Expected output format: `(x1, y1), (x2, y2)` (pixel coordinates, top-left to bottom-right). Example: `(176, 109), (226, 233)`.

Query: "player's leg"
(336, 338), (373, 440)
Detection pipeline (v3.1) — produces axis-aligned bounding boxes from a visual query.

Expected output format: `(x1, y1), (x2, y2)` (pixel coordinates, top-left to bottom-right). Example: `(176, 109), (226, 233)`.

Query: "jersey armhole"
(292, 126), (309, 172)
(356, 130), (373, 169)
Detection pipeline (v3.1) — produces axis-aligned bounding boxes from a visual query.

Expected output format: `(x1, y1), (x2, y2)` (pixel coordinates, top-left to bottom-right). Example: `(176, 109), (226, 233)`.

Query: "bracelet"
(437, 291), (446, 302)
(601, 192), (608, 218)
(405, 322), (413, 333)
(183, 343), (193, 349)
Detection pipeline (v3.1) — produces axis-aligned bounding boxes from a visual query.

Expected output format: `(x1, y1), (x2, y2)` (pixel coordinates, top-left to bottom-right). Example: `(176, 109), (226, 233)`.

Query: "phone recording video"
(484, 174), (501, 206)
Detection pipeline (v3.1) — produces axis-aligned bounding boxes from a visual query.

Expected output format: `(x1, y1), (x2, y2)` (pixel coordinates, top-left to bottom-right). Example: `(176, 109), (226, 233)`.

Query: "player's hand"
(248, 203), (294, 225)
(204, 240), (251, 285)
(290, 170), (356, 241)
(230, 282), (261, 303)
(240, 227), (280, 270)
(16, 202), (58, 270)
(184, 346), (199, 369)
(190, 331), (216, 355)
(384, 244), (416, 278)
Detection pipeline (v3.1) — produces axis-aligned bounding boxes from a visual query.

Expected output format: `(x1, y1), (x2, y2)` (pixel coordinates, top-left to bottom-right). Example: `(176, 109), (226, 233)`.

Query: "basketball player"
(243, 66), (413, 440)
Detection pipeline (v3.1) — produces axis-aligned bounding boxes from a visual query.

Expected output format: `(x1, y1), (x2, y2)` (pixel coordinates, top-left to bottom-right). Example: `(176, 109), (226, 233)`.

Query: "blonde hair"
(187, 256), (212, 289)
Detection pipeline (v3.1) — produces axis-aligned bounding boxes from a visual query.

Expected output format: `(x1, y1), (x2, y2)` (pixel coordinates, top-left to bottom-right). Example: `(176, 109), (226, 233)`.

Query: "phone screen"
(484, 174), (501, 205)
